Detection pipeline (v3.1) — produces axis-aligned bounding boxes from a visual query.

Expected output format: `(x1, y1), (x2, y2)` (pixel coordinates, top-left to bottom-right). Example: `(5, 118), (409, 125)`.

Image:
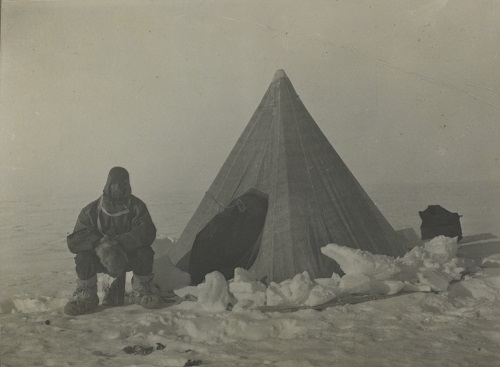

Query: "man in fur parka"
(64, 166), (161, 315)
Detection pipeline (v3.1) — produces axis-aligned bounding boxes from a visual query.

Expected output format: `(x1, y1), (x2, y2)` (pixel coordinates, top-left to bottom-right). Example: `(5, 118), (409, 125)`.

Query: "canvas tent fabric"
(158, 69), (406, 283)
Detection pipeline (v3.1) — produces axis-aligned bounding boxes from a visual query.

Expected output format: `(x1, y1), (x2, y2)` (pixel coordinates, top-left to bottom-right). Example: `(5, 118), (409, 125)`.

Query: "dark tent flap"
(189, 189), (269, 284)
(419, 205), (462, 241)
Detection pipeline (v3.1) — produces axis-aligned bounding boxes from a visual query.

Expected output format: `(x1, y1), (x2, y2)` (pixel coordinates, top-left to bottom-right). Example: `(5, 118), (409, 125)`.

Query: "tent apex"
(272, 69), (288, 82)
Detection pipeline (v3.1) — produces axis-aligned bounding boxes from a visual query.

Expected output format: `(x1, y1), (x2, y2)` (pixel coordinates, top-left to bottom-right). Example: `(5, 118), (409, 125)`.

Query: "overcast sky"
(1, 0), (499, 200)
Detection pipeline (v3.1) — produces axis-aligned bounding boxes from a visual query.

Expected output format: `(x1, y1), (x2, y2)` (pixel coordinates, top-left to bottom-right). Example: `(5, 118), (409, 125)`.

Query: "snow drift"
(168, 236), (481, 312)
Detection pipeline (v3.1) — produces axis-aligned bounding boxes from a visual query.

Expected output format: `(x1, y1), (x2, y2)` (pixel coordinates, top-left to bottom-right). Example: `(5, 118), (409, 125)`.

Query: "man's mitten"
(95, 239), (129, 277)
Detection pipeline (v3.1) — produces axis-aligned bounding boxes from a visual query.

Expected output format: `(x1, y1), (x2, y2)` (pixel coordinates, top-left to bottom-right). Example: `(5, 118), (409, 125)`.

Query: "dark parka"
(67, 168), (156, 254)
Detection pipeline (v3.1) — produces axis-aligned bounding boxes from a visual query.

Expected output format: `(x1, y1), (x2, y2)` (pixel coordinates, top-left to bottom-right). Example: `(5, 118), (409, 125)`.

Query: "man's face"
(110, 180), (128, 199)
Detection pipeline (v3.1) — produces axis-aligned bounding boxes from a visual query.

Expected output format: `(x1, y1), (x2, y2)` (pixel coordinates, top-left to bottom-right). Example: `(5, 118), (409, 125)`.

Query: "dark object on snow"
(122, 345), (154, 355)
(156, 343), (166, 350)
(45, 320), (50, 325)
(419, 205), (462, 242)
(186, 189), (269, 285)
(102, 272), (126, 307)
(184, 360), (203, 367)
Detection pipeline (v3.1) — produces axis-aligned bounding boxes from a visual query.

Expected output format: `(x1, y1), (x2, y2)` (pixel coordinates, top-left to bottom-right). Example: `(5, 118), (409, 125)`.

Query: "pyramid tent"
(159, 69), (406, 283)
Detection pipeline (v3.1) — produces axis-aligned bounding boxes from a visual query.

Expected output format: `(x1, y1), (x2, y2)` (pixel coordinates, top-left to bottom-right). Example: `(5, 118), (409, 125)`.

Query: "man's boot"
(102, 273), (126, 307)
(130, 273), (163, 309)
(64, 275), (99, 316)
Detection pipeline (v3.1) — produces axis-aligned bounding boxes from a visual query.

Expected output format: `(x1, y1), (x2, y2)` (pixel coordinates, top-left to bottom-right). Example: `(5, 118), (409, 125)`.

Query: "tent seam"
(285, 78), (329, 272)
(270, 86), (281, 279)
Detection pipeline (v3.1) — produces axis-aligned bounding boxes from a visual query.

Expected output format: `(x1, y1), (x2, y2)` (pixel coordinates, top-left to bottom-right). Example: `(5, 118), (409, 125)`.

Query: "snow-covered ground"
(1, 238), (500, 367)
(1, 185), (500, 366)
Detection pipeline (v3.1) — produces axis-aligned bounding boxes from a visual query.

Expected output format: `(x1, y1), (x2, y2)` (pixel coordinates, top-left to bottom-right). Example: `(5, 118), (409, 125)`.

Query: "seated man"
(64, 166), (161, 316)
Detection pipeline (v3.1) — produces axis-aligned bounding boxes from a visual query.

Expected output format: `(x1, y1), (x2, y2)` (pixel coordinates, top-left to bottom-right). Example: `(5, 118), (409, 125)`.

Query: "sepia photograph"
(1, 0), (500, 366)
